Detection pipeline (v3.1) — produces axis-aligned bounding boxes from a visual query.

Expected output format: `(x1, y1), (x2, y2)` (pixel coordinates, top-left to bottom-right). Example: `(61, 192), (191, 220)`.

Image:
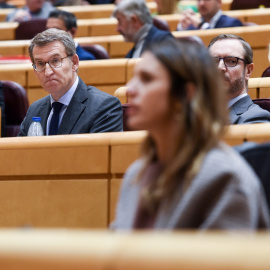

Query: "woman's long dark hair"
(138, 38), (228, 213)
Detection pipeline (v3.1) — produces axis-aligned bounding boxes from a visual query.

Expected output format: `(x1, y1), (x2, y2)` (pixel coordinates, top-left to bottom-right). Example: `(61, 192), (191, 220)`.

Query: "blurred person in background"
(6, 0), (54, 22)
(46, 10), (95, 61)
(113, 0), (174, 58)
(177, 0), (242, 30)
(112, 39), (270, 230)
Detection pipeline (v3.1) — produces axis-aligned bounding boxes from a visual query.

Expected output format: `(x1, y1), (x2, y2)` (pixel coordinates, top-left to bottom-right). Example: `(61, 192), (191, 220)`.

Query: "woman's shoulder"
(200, 142), (260, 188)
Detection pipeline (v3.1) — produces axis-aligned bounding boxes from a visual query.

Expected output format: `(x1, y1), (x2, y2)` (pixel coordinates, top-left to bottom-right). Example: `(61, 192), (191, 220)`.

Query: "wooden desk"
(1, 230), (270, 270)
(0, 124), (269, 228)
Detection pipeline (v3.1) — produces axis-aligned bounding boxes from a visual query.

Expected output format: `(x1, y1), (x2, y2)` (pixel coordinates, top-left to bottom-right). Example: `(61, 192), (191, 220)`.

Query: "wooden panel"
(78, 59), (127, 85)
(0, 145), (108, 176)
(246, 123), (270, 143)
(0, 9), (12, 22)
(252, 48), (269, 78)
(28, 88), (47, 105)
(0, 179), (108, 228)
(0, 22), (18, 41)
(98, 84), (124, 96)
(222, 124), (249, 146)
(110, 131), (147, 174)
(75, 21), (89, 37)
(0, 65), (28, 87)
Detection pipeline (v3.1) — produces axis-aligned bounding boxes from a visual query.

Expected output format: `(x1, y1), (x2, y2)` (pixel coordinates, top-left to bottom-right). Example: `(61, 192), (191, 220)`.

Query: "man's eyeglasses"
(213, 56), (246, 68)
(32, 55), (71, 72)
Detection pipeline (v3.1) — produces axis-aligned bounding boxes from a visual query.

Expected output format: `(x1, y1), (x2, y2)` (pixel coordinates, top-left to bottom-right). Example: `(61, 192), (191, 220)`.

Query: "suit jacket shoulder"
(112, 143), (270, 230)
(126, 25), (174, 58)
(76, 45), (96, 61)
(230, 95), (270, 124)
(215, 14), (243, 28)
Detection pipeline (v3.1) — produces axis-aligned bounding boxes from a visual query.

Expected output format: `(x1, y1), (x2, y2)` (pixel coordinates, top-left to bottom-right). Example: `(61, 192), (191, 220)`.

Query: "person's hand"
(11, 10), (31, 22)
(180, 9), (201, 30)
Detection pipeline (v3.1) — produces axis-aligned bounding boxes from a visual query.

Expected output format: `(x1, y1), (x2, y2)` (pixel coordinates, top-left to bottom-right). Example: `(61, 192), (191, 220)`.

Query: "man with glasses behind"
(18, 28), (123, 136)
(208, 34), (270, 124)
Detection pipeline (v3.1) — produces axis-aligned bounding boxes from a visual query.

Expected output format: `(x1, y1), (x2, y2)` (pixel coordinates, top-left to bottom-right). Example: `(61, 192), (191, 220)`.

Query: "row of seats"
(2, 8), (270, 41)
(0, 23), (269, 77)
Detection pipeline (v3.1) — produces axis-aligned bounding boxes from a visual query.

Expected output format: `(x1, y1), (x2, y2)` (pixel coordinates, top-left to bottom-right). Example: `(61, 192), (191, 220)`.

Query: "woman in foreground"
(113, 39), (269, 230)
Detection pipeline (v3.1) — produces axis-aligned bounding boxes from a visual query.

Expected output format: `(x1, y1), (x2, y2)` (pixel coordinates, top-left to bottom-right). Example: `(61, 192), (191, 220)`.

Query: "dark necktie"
(49, 102), (64, 135)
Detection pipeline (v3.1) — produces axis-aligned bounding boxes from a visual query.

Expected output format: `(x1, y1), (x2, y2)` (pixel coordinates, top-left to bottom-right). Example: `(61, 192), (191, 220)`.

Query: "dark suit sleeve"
(90, 94), (123, 133)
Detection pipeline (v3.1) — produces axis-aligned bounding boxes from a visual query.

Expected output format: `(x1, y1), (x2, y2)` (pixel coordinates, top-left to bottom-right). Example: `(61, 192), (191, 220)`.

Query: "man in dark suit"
(113, 0), (174, 58)
(47, 10), (95, 61)
(178, 0), (243, 30)
(208, 34), (270, 124)
(18, 28), (122, 136)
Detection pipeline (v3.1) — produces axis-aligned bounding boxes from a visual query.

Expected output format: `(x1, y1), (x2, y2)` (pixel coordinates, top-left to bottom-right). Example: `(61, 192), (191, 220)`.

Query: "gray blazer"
(18, 77), (123, 136)
(112, 143), (270, 230)
(230, 95), (270, 124)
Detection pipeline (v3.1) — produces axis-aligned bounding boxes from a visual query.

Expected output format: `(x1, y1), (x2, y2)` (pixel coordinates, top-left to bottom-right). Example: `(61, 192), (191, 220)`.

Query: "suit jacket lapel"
(58, 78), (88, 134)
(39, 97), (51, 134)
(229, 95), (252, 123)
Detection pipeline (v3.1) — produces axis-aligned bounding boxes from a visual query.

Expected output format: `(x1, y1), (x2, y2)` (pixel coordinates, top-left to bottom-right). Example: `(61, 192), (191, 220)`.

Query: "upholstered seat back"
(2, 80), (29, 137)
(15, 19), (47, 40)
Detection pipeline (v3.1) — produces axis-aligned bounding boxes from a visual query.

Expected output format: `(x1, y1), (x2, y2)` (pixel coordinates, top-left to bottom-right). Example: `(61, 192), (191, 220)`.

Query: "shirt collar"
(201, 9), (222, 29)
(228, 93), (248, 108)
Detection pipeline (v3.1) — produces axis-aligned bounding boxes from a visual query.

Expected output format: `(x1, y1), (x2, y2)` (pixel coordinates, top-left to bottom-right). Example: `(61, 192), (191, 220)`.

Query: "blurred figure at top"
(6, 0), (54, 22)
(177, 0), (243, 30)
(46, 10), (96, 60)
(113, 0), (174, 58)
(112, 39), (269, 230)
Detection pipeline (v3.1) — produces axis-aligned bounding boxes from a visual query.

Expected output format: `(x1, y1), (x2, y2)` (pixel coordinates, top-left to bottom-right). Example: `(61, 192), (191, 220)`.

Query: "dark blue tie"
(49, 102), (63, 135)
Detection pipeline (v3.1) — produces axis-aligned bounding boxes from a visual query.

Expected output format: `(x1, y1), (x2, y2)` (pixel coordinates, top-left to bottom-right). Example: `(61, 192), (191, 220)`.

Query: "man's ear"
(68, 27), (77, 38)
(131, 14), (143, 29)
(245, 63), (254, 80)
(71, 54), (79, 72)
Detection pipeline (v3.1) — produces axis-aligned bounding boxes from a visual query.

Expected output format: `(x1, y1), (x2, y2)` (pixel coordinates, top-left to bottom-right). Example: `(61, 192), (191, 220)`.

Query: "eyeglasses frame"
(214, 56), (247, 68)
(32, 55), (71, 72)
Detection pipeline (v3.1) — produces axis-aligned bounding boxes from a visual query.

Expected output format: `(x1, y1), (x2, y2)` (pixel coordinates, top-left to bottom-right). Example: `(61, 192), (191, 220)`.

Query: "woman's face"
(127, 52), (174, 132)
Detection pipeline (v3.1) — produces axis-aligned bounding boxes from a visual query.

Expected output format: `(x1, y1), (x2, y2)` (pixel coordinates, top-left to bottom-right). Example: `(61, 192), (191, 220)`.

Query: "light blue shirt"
(46, 76), (79, 135)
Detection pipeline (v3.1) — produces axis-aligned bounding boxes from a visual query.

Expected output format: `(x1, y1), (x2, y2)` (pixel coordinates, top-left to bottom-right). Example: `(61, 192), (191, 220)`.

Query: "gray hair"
(28, 28), (76, 63)
(113, 0), (153, 25)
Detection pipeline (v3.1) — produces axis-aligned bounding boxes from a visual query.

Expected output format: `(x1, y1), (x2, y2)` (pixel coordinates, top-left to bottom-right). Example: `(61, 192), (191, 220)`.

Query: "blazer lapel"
(229, 95), (253, 124)
(39, 98), (51, 134)
(58, 78), (88, 134)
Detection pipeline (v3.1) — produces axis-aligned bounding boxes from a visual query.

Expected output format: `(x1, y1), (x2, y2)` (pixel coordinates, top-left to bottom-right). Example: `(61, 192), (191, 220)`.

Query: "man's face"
(198, 0), (221, 22)
(209, 39), (253, 99)
(32, 41), (79, 101)
(26, 0), (44, 12)
(116, 12), (137, 42)
(46, 18), (67, 32)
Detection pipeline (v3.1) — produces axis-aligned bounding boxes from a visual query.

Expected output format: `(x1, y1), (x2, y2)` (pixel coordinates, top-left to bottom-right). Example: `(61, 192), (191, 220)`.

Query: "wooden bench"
(2, 7), (270, 41)
(0, 23), (268, 76)
(0, 124), (269, 228)
(0, 229), (270, 270)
